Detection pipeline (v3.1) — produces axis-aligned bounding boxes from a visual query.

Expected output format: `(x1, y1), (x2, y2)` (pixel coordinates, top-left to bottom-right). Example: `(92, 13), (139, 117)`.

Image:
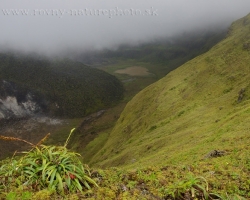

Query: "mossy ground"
(1, 152), (249, 199)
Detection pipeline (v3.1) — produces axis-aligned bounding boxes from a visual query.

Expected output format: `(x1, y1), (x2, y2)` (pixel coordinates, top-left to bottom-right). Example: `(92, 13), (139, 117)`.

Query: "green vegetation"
(0, 129), (98, 199)
(66, 28), (228, 160)
(1, 13), (250, 200)
(87, 158), (249, 199)
(84, 28), (226, 78)
(78, 13), (250, 198)
(0, 55), (124, 118)
(1, 151), (249, 199)
(89, 13), (250, 168)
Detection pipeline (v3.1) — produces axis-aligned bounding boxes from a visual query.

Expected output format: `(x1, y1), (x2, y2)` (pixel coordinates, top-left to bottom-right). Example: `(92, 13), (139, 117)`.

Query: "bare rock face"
(0, 80), (46, 120)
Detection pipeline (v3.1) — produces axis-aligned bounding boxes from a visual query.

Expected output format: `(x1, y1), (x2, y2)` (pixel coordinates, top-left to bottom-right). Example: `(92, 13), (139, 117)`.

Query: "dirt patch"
(115, 66), (152, 76)
(0, 117), (64, 160)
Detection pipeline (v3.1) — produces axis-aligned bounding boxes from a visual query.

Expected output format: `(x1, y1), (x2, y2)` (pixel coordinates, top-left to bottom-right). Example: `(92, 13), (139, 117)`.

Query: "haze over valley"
(0, 1), (250, 199)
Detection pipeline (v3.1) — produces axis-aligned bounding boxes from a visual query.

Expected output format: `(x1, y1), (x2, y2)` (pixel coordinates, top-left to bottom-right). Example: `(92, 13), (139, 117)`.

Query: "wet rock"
(204, 150), (226, 159)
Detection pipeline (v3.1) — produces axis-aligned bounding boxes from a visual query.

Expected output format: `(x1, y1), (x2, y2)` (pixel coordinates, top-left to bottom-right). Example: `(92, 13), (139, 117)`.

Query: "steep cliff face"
(88, 13), (250, 168)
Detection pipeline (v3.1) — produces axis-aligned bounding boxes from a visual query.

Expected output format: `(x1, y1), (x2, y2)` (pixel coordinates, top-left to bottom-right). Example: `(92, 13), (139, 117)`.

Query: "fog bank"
(0, 0), (250, 55)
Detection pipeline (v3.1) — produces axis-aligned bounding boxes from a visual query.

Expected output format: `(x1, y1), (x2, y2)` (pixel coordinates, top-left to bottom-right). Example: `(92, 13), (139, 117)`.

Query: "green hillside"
(1, 14), (250, 200)
(0, 55), (124, 118)
(79, 28), (226, 78)
(87, 13), (250, 169)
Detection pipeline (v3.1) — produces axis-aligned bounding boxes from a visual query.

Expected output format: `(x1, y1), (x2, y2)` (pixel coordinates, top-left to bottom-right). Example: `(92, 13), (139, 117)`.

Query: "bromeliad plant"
(164, 174), (222, 200)
(0, 128), (98, 195)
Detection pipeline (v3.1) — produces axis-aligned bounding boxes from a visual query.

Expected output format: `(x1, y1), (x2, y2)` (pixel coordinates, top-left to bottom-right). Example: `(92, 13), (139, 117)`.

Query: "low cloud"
(1, 0), (250, 55)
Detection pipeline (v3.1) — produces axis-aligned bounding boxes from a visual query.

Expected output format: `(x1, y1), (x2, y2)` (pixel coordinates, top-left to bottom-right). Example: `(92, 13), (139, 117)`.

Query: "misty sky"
(1, 0), (250, 55)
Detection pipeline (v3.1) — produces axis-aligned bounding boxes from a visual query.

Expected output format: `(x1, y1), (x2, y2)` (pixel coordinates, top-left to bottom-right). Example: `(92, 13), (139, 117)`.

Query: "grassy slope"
(76, 30), (227, 164)
(90, 29), (226, 79)
(1, 15), (250, 200)
(89, 14), (250, 168)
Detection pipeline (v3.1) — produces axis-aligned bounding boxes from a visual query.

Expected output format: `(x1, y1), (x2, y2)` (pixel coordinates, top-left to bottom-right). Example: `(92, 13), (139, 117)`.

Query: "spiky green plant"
(20, 145), (97, 193)
(0, 128), (98, 196)
(164, 174), (222, 200)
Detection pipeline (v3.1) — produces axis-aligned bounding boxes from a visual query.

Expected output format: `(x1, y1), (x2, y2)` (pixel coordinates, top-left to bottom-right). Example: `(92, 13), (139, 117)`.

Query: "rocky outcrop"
(0, 80), (46, 119)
